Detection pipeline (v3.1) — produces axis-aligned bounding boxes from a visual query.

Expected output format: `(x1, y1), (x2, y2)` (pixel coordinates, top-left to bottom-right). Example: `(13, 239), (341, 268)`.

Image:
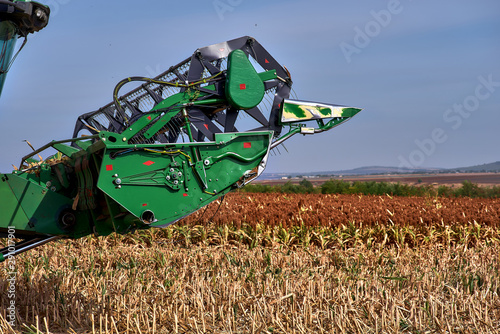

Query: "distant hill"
(446, 161), (500, 173)
(323, 166), (443, 176)
(261, 162), (500, 180)
(262, 166), (443, 179)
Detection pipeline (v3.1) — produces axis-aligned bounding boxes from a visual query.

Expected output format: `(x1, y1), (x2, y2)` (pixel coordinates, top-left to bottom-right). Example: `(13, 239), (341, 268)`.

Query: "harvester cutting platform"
(0, 16), (361, 261)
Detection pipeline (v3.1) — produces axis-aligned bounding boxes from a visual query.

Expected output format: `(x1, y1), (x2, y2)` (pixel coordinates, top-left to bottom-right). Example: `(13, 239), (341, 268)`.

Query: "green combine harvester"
(0, 0), (49, 95)
(0, 5), (361, 261)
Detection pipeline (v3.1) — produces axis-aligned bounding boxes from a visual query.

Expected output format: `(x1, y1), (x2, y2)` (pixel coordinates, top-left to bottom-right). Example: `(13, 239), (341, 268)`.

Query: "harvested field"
(183, 192), (500, 232)
(1, 193), (499, 333)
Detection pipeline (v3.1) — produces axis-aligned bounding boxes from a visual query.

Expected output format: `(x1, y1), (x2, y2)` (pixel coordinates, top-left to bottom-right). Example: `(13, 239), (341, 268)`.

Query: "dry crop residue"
(0, 193), (499, 333)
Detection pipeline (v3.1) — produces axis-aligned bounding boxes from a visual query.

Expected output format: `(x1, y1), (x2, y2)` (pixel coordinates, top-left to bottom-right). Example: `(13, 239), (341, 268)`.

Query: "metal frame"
(72, 36), (293, 145)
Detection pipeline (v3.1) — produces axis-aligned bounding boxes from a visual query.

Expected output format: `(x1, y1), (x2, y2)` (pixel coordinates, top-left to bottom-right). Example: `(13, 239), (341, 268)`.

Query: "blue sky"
(1, 0), (499, 173)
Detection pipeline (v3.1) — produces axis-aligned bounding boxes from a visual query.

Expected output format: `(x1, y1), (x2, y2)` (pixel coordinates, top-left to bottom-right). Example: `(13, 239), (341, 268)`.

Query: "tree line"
(240, 179), (500, 198)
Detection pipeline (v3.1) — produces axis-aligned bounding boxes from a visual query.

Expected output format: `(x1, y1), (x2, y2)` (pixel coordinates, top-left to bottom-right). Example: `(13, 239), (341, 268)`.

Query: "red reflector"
(240, 83), (246, 90)
(204, 124), (209, 130)
(106, 165), (113, 171)
(142, 203), (148, 207)
(265, 59), (270, 64)
(143, 160), (154, 166)
(147, 115), (152, 121)
(183, 193), (188, 197)
(244, 142), (252, 148)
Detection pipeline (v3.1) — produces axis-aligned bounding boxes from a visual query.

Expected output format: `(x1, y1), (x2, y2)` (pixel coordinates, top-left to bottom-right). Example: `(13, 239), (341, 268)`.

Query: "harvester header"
(0, 36), (361, 261)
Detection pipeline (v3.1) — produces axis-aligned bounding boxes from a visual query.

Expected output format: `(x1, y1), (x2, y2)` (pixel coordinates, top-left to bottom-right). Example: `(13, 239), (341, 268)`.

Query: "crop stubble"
(0, 193), (499, 333)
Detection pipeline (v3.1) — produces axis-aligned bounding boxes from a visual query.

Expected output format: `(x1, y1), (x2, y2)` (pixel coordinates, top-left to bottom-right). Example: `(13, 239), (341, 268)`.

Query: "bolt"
(60, 211), (76, 228)
(166, 175), (171, 180)
(35, 8), (45, 20)
(204, 159), (210, 166)
(178, 172), (182, 177)
(51, 186), (56, 192)
(170, 168), (175, 172)
(114, 178), (122, 185)
(46, 181), (52, 187)
(113, 174), (118, 177)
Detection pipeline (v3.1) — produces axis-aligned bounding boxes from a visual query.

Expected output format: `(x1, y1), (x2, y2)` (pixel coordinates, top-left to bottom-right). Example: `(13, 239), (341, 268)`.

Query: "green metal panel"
(0, 174), (30, 227)
(96, 131), (272, 227)
(257, 70), (277, 82)
(52, 142), (81, 157)
(0, 173), (71, 235)
(225, 49), (265, 110)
